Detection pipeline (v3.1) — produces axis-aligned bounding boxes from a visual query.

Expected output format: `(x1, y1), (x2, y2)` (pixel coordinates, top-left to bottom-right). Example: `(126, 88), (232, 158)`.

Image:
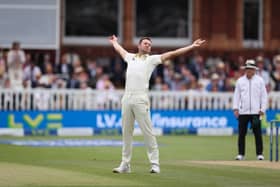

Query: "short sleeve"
(124, 53), (135, 64)
(148, 55), (162, 66)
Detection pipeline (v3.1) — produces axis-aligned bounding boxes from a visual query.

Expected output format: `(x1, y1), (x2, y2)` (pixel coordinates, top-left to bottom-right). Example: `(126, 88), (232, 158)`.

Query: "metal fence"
(0, 89), (279, 111)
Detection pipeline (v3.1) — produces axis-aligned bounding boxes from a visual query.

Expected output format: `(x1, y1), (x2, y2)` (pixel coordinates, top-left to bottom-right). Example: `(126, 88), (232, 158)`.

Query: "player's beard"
(140, 47), (150, 55)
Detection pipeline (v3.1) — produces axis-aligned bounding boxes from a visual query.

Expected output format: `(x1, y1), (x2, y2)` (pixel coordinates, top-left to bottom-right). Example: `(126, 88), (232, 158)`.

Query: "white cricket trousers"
(121, 92), (159, 166)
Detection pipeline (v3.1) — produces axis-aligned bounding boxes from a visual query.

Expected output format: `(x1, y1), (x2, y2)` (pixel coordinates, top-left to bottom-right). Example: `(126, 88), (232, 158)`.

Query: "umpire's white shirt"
(124, 53), (162, 92)
(233, 74), (267, 115)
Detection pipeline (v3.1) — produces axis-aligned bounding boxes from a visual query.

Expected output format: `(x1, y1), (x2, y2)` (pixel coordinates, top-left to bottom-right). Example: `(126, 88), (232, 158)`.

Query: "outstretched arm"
(108, 35), (128, 60)
(161, 39), (206, 62)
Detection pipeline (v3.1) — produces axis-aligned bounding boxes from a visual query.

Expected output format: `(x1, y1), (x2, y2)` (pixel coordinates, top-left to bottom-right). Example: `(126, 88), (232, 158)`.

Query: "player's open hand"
(192, 38), (206, 48)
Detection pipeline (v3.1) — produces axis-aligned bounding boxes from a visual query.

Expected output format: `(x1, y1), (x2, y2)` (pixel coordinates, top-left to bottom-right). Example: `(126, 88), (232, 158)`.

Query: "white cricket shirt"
(124, 53), (162, 92)
(232, 74), (267, 114)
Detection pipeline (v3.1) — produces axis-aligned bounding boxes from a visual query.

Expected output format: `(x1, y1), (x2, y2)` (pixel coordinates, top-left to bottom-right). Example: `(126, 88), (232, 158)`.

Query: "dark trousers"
(238, 115), (263, 155)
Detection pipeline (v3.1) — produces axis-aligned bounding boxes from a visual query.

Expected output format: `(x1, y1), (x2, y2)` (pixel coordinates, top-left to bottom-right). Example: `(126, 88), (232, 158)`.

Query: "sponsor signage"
(0, 110), (279, 134)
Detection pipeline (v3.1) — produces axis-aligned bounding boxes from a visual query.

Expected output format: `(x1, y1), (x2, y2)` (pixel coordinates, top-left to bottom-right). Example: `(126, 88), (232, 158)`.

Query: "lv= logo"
(8, 113), (63, 129)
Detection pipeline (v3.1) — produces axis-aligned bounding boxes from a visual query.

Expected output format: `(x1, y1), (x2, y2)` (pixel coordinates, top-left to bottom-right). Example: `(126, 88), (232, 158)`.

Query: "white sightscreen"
(0, 0), (59, 49)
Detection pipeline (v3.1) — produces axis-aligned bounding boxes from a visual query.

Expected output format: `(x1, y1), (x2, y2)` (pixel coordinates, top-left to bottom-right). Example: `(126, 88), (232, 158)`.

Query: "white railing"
(0, 89), (279, 110)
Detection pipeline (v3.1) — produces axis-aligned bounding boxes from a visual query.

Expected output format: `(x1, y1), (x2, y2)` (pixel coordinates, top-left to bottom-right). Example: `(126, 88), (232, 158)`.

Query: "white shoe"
(257, 155), (264, 160)
(112, 162), (131, 173)
(235, 155), (244, 160)
(150, 164), (160, 173)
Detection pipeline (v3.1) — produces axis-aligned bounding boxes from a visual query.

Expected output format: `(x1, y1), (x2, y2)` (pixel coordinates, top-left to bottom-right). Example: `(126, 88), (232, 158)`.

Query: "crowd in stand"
(1, 41), (280, 93)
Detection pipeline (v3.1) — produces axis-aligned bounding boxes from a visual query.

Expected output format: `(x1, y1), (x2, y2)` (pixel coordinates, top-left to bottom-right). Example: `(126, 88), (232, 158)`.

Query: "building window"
(243, 0), (263, 48)
(64, 0), (122, 45)
(134, 0), (192, 46)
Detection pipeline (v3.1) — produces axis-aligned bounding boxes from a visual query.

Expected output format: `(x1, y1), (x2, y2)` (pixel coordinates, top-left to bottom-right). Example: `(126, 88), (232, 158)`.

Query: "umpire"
(233, 59), (268, 160)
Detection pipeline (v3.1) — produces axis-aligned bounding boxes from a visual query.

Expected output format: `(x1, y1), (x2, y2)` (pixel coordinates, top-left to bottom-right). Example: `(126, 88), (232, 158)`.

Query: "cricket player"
(109, 35), (205, 173)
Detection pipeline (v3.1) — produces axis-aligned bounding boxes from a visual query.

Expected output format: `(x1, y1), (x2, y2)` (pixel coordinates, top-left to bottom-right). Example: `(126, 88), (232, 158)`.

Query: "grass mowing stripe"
(0, 162), (137, 187)
(0, 135), (280, 187)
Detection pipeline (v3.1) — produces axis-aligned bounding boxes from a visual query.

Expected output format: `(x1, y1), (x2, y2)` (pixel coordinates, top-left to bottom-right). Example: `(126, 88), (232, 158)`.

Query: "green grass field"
(0, 135), (279, 187)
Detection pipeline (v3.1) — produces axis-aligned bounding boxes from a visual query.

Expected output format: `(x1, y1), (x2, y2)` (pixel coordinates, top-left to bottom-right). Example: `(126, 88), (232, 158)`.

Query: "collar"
(135, 53), (149, 60)
(245, 74), (256, 80)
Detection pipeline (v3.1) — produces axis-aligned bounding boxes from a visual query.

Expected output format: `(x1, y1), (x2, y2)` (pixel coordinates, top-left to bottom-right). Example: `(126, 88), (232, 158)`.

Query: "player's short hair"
(139, 37), (152, 44)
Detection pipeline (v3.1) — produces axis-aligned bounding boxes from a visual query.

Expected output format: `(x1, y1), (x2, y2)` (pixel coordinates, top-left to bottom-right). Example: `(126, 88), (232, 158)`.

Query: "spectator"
(188, 74), (199, 91)
(66, 69), (80, 89)
(40, 53), (53, 74)
(72, 58), (83, 71)
(23, 60), (41, 88)
(198, 69), (210, 90)
(55, 54), (73, 80)
(63, 48), (80, 66)
(0, 47), (8, 88)
(170, 73), (184, 90)
(205, 55), (222, 74)
(256, 52), (272, 71)
(180, 66), (192, 86)
(189, 52), (205, 79)
(230, 55), (245, 78)
(96, 74), (114, 90)
(39, 62), (56, 88)
(162, 63), (175, 86)
(152, 76), (163, 91)
(216, 61), (227, 81)
(223, 77), (235, 92)
(111, 60), (125, 89)
(7, 41), (25, 90)
(88, 65), (104, 89)
(96, 74), (117, 109)
(271, 55), (280, 91)
(86, 58), (97, 78)
(206, 73), (223, 92)
(256, 56), (270, 88)
(75, 66), (89, 84)
(53, 77), (66, 89)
